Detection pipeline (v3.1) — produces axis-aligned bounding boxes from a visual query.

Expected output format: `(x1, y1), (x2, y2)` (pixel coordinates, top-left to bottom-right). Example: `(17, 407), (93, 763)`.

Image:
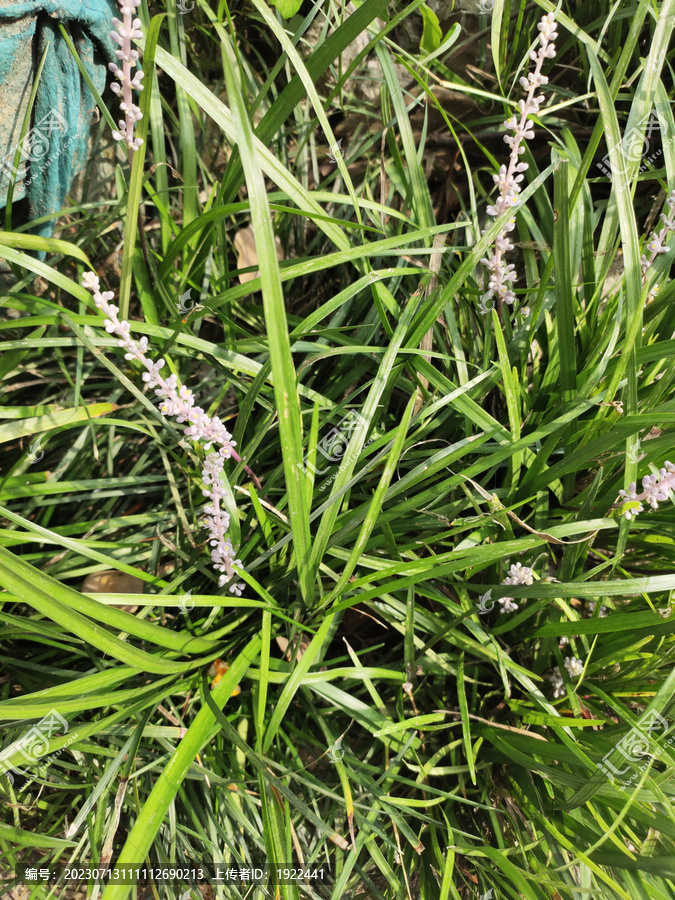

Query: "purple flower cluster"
(480, 12), (558, 309)
(617, 461), (675, 521)
(82, 271), (245, 595)
(109, 0), (145, 154)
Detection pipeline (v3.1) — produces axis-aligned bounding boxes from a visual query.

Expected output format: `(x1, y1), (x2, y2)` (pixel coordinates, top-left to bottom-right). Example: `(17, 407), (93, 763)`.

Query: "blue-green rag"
(0, 0), (117, 240)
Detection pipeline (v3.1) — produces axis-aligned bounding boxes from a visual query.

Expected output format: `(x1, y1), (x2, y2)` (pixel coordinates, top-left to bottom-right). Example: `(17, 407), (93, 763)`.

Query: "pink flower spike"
(110, 0), (144, 158)
(479, 12), (558, 315)
(640, 189), (675, 295)
(81, 270), (247, 594)
(616, 461), (675, 519)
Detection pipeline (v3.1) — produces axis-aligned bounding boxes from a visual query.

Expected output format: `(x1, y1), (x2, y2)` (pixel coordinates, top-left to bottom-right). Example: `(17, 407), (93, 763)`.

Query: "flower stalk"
(82, 272), (245, 595)
(615, 461), (675, 521)
(480, 12), (558, 312)
(109, 0), (145, 160)
(640, 190), (675, 298)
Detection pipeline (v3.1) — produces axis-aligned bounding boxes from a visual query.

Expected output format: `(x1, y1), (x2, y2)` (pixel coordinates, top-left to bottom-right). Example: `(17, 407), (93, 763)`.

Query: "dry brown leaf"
(234, 225), (283, 284)
(462, 475), (598, 546)
(80, 570), (143, 613)
(276, 634), (311, 662)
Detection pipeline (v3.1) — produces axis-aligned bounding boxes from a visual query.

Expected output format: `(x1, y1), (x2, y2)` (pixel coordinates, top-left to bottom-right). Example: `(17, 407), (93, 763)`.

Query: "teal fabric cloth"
(0, 0), (117, 239)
